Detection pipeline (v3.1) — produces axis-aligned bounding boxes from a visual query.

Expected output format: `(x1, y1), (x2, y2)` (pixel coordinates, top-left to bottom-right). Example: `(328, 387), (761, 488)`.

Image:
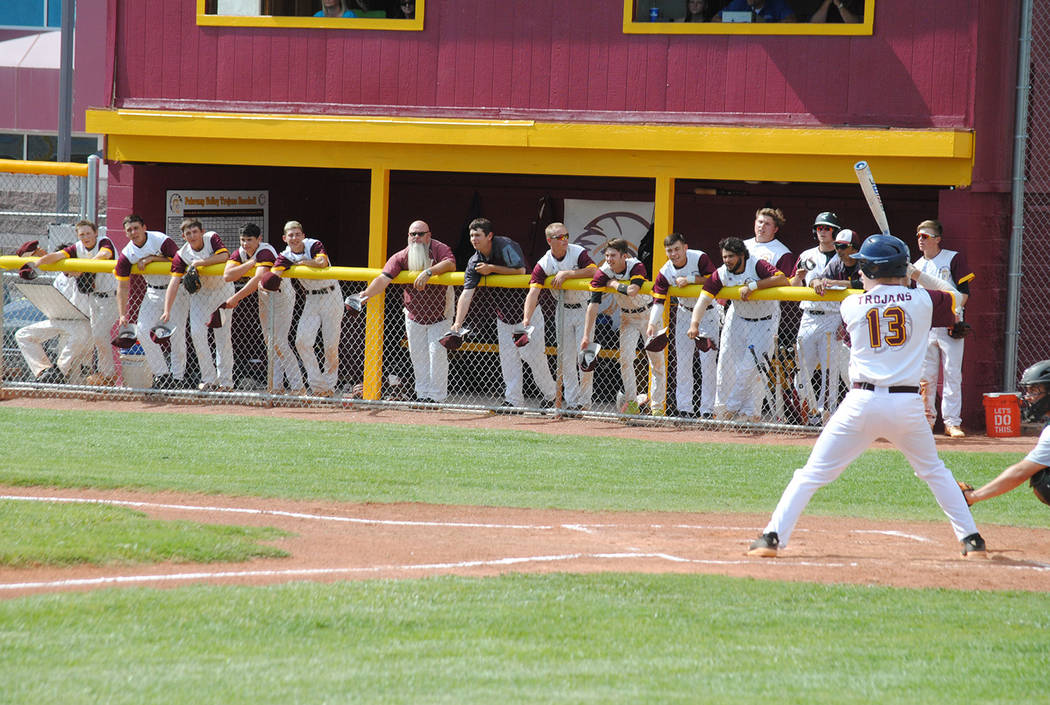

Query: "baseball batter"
(581, 238), (666, 415)
(29, 220), (119, 385)
(959, 360), (1050, 508)
(114, 214), (183, 389)
(161, 220), (234, 390)
(687, 237), (789, 422)
(649, 233), (719, 418)
(747, 234), (986, 559)
(271, 221), (343, 397)
(912, 219), (972, 437)
(521, 222), (597, 411)
(222, 223), (305, 395)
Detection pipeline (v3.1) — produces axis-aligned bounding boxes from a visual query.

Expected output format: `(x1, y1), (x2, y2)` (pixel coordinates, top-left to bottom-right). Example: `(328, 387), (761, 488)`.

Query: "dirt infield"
(2, 397), (1047, 598)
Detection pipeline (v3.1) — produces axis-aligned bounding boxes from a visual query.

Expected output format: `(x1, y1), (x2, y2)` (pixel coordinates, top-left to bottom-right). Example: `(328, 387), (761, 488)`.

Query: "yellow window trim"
(623, 0), (874, 35)
(196, 0), (424, 31)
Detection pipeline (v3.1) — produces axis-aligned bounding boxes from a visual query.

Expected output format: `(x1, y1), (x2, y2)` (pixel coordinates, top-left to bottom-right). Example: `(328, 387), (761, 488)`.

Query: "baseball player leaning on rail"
(686, 236), (789, 423)
(29, 220), (119, 386)
(959, 360), (1050, 509)
(746, 234), (987, 559)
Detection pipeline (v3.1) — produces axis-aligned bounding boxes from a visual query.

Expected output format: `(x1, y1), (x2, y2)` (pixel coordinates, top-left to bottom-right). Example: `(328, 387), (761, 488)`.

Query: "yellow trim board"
(196, 0), (424, 31)
(86, 108), (975, 186)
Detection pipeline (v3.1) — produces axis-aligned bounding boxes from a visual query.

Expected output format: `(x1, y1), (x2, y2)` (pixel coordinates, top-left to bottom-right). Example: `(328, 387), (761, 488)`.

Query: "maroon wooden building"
(84, 0), (1020, 426)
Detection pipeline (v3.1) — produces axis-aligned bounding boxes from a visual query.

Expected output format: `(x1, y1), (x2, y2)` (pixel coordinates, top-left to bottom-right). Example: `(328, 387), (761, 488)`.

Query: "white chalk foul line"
(0, 495), (554, 530)
(0, 551), (864, 592)
(850, 529), (935, 543)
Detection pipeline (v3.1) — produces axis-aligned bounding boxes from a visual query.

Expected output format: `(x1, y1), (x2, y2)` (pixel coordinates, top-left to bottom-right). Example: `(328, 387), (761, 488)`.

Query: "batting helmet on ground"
(851, 234), (910, 279)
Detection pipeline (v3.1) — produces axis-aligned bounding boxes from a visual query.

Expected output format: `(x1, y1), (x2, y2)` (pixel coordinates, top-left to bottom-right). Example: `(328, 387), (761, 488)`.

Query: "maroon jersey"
(382, 239), (455, 325)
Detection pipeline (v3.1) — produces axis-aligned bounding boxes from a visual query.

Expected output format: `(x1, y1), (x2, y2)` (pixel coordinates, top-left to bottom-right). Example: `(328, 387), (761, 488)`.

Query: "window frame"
(196, 0), (425, 31)
(622, 0), (874, 35)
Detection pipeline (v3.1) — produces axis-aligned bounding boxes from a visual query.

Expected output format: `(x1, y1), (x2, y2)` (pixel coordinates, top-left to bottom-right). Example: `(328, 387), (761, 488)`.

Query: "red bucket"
(983, 393), (1021, 438)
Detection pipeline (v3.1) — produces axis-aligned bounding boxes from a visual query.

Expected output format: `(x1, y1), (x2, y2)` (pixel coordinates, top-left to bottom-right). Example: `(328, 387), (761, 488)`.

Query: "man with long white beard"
(356, 220), (456, 402)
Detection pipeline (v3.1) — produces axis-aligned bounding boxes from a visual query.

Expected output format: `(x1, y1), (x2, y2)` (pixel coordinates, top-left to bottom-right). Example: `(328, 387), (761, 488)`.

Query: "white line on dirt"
(850, 529), (935, 543)
(0, 495), (555, 530)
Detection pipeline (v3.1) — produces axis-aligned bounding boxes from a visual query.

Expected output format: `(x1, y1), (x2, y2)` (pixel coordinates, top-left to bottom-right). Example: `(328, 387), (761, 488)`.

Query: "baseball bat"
(763, 350), (786, 422)
(748, 344), (772, 413)
(854, 161), (891, 236)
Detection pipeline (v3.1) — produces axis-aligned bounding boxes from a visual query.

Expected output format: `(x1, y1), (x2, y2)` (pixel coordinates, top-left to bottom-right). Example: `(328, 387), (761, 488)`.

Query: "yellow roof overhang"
(86, 108), (974, 186)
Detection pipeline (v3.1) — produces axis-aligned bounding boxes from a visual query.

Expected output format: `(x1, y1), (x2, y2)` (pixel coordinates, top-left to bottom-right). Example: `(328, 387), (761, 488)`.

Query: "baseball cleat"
(960, 532), (987, 559)
(748, 532), (779, 557)
(945, 424), (966, 438)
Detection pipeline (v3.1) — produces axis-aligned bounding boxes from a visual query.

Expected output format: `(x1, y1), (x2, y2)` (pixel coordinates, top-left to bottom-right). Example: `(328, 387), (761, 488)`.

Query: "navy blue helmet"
(851, 234), (910, 279)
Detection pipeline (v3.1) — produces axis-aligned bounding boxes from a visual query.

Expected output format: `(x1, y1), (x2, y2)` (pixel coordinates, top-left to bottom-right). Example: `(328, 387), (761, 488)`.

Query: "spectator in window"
(715, 0), (798, 22)
(314, 0), (359, 18)
(803, 0), (862, 23)
(399, 0), (415, 19)
(678, 0), (716, 22)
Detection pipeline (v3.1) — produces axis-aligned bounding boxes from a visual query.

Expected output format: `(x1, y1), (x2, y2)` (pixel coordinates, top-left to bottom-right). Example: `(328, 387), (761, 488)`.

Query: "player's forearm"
(452, 289), (475, 330)
(970, 460), (1043, 504)
(223, 260), (255, 282)
(522, 288), (540, 326)
(116, 280), (130, 319)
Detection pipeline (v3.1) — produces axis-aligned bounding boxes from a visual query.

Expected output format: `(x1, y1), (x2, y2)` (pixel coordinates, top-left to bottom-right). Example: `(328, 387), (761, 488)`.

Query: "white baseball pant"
(138, 286), (186, 379)
(15, 318), (91, 378)
(619, 310), (667, 411)
(555, 304), (593, 408)
(715, 306), (775, 418)
(259, 285), (304, 392)
(88, 293), (118, 377)
(188, 284), (235, 387)
(920, 329), (964, 428)
(497, 308), (556, 406)
(296, 286), (343, 394)
(794, 310), (842, 414)
(762, 386), (979, 547)
(674, 303), (720, 415)
(405, 312), (451, 402)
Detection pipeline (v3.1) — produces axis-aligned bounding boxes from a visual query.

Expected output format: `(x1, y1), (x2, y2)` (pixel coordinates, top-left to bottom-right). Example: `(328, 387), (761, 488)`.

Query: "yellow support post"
(651, 176), (675, 415)
(363, 168), (390, 400)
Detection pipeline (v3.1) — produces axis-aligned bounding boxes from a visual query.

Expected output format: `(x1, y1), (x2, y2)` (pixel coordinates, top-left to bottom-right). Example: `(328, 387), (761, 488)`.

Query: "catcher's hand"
(958, 481), (975, 506)
(182, 266), (201, 294)
(948, 321), (972, 339)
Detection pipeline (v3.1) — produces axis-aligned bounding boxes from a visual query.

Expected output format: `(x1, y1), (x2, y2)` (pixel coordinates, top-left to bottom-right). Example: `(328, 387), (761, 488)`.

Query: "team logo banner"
(563, 199), (654, 263)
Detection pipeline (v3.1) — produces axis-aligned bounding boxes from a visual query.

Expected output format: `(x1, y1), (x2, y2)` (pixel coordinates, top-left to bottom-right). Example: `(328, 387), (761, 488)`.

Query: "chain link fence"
(1, 257), (854, 433)
(0, 159), (104, 256)
(1017, 1), (1050, 383)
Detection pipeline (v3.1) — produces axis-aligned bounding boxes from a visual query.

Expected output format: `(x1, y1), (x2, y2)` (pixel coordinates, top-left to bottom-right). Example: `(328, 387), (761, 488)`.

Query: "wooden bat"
(854, 161), (891, 236)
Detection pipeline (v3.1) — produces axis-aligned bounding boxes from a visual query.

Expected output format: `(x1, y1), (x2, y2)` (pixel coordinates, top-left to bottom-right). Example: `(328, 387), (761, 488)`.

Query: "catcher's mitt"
(958, 481), (975, 506)
(948, 321), (972, 339)
(182, 266), (201, 294)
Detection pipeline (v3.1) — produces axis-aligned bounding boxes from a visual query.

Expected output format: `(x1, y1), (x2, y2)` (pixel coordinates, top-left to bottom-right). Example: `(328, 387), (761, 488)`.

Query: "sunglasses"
(917, 232), (938, 240)
(834, 243), (851, 250)
(408, 230), (429, 238)
(548, 233), (569, 241)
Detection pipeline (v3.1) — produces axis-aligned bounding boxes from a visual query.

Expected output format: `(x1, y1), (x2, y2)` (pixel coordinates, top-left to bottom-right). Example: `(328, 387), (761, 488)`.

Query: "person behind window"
(801, 0), (862, 23)
(398, 0), (415, 19)
(715, 0), (797, 22)
(314, 0), (359, 18)
(678, 0), (717, 22)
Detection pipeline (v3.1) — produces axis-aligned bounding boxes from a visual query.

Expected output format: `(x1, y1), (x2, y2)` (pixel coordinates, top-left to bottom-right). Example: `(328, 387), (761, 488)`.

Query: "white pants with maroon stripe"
(497, 308), (556, 406)
(16, 318), (91, 378)
(762, 386), (978, 548)
(674, 303), (720, 415)
(260, 285), (303, 392)
(715, 305), (774, 417)
(295, 286), (343, 393)
(619, 310), (666, 412)
(921, 328), (964, 428)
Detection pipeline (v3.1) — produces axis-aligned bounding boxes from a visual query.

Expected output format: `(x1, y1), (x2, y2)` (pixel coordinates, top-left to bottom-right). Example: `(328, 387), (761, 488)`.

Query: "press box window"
(624, 0), (872, 35)
(198, 0), (424, 31)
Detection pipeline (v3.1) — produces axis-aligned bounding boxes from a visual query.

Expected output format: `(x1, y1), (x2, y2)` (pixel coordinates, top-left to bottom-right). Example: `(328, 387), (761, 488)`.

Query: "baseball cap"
(834, 229), (858, 247)
(15, 240), (40, 257)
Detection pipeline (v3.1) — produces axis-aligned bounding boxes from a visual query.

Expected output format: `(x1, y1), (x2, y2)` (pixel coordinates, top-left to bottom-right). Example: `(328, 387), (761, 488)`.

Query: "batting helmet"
(512, 324), (534, 348)
(643, 327), (669, 352)
(812, 211), (841, 237)
(111, 324), (137, 349)
(1020, 359), (1050, 422)
(851, 234), (910, 279)
(149, 324), (173, 345)
(578, 343), (601, 372)
(344, 293), (364, 315)
(438, 328), (468, 351)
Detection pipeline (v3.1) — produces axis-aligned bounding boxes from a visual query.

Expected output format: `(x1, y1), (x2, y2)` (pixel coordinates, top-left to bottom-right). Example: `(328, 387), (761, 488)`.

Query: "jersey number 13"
(865, 307), (907, 347)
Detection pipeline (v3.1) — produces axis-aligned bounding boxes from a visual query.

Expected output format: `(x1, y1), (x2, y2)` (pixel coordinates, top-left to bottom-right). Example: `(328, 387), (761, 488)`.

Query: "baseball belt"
(621, 306), (648, 314)
(803, 310), (826, 316)
(740, 315), (772, 322)
(147, 284), (167, 290)
(852, 382), (919, 394)
(304, 285), (336, 295)
(93, 291), (113, 298)
(562, 303), (582, 309)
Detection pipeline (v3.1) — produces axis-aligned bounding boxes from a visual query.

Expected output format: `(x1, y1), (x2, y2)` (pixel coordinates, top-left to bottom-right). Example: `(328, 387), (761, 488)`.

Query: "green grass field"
(0, 406), (1046, 704)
